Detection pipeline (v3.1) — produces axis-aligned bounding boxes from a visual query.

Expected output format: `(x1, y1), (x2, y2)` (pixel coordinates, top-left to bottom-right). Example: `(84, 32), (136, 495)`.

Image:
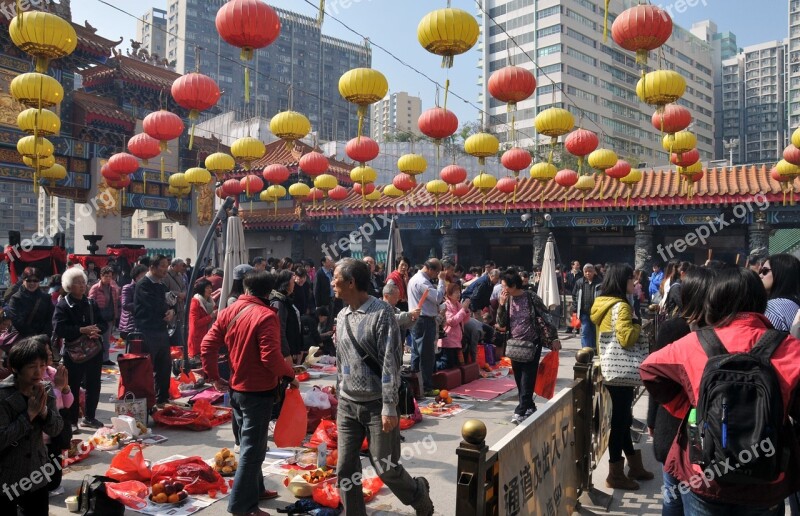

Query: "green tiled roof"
(769, 229), (800, 255)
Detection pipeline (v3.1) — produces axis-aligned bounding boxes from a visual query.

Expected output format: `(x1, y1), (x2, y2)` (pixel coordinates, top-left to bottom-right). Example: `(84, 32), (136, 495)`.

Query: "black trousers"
(64, 350), (102, 422)
(511, 353), (541, 416)
(606, 385), (636, 461)
(142, 330), (172, 404)
(46, 442), (63, 492)
(0, 485), (49, 515)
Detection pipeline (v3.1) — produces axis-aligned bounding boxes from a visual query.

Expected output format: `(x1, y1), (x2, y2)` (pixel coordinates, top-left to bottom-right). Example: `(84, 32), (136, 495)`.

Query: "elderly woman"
(119, 264), (148, 341)
(89, 266), (120, 366)
(0, 337), (63, 514)
(8, 267), (54, 339)
(53, 267), (107, 430)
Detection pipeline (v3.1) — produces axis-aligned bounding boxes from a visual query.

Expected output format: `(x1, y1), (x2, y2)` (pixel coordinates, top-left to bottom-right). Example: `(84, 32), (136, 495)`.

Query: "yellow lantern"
(383, 184), (404, 198)
(472, 172), (497, 213)
(662, 130), (697, 157)
(169, 185), (191, 198)
(259, 189), (278, 202)
(269, 111), (311, 149)
(39, 163), (66, 186)
(417, 8), (479, 67)
(398, 154), (427, 176)
(364, 189), (381, 202)
(464, 133), (500, 173)
(288, 182), (311, 200)
(17, 135), (54, 160)
(264, 184), (287, 214)
(426, 179), (449, 216)
(350, 166), (377, 186)
(637, 70), (686, 107)
(588, 149), (618, 173)
(574, 174), (596, 211)
(231, 136), (265, 170)
(792, 127), (800, 149)
(618, 168), (643, 207)
(10, 11), (77, 73)
(205, 152), (235, 180)
(338, 68), (389, 138)
(534, 108), (575, 163)
(530, 162), (557, 208)
(776, 160), (800, 205)
(17, 108), (60, 136)
(10, 72), (64, 108)
(185, 166), (211, 187)
(311, 174), (336, 193)
(168, 172), (189, 189)
(678, 161), (703, 199)
(23, 154), (54, 169)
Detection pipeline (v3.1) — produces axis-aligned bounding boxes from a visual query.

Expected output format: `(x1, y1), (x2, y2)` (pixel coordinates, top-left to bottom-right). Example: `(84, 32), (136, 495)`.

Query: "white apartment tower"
(478, 0), (715, 165)
(370, 92), (422, 143)
(788, 0), (800, 131)
(137, 8), (168, 60)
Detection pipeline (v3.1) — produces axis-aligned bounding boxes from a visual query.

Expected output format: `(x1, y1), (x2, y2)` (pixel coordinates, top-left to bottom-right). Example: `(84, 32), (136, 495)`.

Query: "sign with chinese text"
(492, 388), (578, 516)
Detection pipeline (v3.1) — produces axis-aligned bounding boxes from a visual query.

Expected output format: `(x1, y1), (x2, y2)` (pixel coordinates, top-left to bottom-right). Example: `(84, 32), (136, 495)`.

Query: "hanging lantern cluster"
(418, 107), (458, 165)
(530, 162), (557, 208)
(441, 164), (467, 206)
(339, 68), (388, 138)
(564, 128), (598, 176)
(215, 0), (280, 103)
(488, 65), (536, 145)
(776, 159), (800, 206)
(9, 9), (76, 194)
(465, 132), (499, 212)
(677, 161), (703, 199)
(314, 175), (338, 209)
(143, 110), (185, 181)
(300, 151), (330, 208)
(171, 72), (221, 149)
(535, 108), (574, 164)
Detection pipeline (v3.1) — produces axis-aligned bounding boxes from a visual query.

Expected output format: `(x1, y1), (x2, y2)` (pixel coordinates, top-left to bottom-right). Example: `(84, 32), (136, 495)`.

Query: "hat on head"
(233, 264), (254, 280)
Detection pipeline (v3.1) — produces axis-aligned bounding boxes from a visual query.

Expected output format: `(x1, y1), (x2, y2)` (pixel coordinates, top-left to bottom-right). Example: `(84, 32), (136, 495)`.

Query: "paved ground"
(47, 331), (664, 515)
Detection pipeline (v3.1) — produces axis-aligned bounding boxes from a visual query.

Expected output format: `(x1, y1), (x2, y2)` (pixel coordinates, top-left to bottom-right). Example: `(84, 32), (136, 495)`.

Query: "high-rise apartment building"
(370, 92), (422, 143)
(788, 0), (800, 131)
(162, 1), (371, 142)
(137, 8), (168, 60)
(478, 1), (715, 166)
(720, 40), (788, 165)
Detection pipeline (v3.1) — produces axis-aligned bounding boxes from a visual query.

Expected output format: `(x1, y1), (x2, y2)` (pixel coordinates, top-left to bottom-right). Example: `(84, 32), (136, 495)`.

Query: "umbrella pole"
(181, 196), (236, 374)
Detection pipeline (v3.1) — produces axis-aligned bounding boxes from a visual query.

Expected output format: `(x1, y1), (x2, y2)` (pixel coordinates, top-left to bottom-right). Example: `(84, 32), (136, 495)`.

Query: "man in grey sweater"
(333, 258), (434, 516)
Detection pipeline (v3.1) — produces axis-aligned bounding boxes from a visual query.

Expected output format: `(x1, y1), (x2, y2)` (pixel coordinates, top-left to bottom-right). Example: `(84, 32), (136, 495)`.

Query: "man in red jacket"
(201, 270), (297, 516)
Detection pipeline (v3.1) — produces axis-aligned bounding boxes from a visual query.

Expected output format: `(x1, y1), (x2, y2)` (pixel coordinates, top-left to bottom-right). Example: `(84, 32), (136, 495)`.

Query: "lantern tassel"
(160, 156), (165, 183)
(16, 0), (21, 28)
(563, 195), (567, 211)
(244, 67), (250, 103)
(443, 79), (450, 112)
(317, 0), (325, 26)
(540, 188), (544, 210)
(577, 156), (583, 175)
(189, 122), (195, 150)
(143, 169), (147, 190)
(356, 105), (367, 139)
(274, 200), (278, 215)
(603, 0), (610, 42)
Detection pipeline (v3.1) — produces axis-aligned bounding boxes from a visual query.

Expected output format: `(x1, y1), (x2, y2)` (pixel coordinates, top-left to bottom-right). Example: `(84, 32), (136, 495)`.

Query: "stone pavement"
(46, 331), (665, 515)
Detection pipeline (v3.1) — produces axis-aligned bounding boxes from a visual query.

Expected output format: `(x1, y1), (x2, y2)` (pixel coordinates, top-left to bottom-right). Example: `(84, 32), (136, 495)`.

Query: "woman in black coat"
(8, 267), (54, 338)
(53, 267), (107, 430)
(269, 270), (302, 364)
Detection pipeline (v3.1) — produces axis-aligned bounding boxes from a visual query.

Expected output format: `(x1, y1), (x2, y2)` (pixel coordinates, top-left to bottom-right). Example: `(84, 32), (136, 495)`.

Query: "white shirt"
(407, 270), (445, 317)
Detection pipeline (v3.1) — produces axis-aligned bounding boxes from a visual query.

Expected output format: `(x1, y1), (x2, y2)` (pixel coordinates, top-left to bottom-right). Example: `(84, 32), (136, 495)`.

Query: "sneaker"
(524, 407), (536, 419)
(79, 418), (104, 430)
(412, 477), (434, 516)
(48, 486), (64, 497)
(233, 444), (240, 454)
(511, 414), (524, 425)
(424, 389), (440, 397)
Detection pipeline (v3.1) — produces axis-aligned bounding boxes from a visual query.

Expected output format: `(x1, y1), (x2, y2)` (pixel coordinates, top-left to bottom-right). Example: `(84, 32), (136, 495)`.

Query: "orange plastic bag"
(105, 480), (149, 510)
(311, 476), (384, 508)
(105, 443), (152, 482)
(307, 420), (368, 451)
(274, 387), (308, 448)
(534, 351), (559, 400)
(476, 346), (487, 368)
(570, 313), (581, 330)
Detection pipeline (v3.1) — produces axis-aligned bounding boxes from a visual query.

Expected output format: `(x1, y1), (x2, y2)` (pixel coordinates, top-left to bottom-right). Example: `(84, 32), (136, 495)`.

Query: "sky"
(69, 0), (788, 128)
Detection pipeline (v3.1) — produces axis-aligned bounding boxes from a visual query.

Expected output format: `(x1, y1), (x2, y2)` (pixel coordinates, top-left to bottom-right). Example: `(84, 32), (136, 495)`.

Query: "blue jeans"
(661, 470), (684, 516)
(580, 312), (596, 349)
(436, 348), (459, 371)
(680, 490), (784, 516)
(336, 398), (423, 516)
(228, 389), (275, 514)
(411, 316), (437, 391)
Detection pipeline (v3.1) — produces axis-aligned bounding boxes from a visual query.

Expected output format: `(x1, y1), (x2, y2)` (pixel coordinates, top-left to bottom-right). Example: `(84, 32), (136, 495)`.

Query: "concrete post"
(634, 213), (654, 271)
(532, 223), (547, 268)
(440, 228), (458, 262)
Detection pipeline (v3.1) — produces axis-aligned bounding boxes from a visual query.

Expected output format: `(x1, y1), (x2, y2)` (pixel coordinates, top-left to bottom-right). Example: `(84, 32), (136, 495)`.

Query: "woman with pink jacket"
(436, 282), (471, 370)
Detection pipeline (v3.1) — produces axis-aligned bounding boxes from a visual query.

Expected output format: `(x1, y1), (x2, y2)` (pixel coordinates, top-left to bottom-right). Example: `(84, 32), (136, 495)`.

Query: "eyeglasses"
(759, 267), (771, 276)
(24, 278), (40, 283)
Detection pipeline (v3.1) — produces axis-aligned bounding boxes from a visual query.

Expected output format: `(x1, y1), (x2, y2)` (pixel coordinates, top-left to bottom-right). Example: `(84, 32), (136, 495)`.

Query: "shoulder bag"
(504, 292), (558, 363)
(64, 300), (102, 364)
(0, 297), (42, 351)
(598, 302), (649, 386)
(343, 316), (414, 415)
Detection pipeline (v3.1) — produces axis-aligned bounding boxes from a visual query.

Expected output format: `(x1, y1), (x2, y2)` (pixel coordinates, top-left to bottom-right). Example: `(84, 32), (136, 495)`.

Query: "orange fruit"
(439, 389), (449, 399)
(168, 494), (180, 503)
(154, 493), (168, 504)
(151, 483), (165, 495)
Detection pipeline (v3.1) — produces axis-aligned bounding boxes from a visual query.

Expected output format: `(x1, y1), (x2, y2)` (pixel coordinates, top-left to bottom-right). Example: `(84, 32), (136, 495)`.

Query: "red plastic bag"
(570, 313), (581, 330)
(169, 377), (181, 399)
(476, 346), (487, 369)
(296, 371), (311, 382)
(362, 476), (384, 502)
(105, 480), (149, 509)
(534, 351), (559, 400)
(307, 420), (368, 451)
(274, 387), (307, 448)
(151, 456), (226, 495)
(152, 405), (212, 431)
(311, 476), (383, 508)
(106, 443), (152, 482)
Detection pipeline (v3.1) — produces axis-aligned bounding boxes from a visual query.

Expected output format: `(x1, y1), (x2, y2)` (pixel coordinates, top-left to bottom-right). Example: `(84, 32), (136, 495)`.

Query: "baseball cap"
(233, 264), (254, 280)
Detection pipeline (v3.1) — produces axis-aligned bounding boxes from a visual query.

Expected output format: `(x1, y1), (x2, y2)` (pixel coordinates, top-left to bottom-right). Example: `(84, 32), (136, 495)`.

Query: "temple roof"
(72, 90), (136, 131)
(240, 165), (799, 229)
(81, 55), (180, 92)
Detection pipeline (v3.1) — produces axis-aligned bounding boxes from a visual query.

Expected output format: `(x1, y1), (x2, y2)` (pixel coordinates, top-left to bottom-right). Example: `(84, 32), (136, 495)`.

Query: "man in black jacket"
(134, 255), (174, 406)
(314, 256), (334, 313)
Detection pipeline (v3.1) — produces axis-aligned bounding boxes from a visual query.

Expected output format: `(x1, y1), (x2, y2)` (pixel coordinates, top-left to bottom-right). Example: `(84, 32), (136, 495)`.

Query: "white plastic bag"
(301, 387), (331, 409)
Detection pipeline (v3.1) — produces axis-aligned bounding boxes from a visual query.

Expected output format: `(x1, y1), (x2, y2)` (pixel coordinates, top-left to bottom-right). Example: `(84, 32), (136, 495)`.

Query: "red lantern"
(108, 175), (131, 189)
(222, 178), (244, 197)
(496, 177), (517, 194)
(611, 5), (673, 65)
(240, 174), (263, 197)
(108, 153), (139, 176)
(670, 148), (700, 168)
(784, 145), (800, 166)
(101, 164), (121, 182)
(487, 66), (536, 106)
(501, 148), (532, 176)
(299, 151), (328, 177)
(171, 72), (221, 149)
(770, 167), (784, 182)
(606, 159), (632, 179)
(353, 183), (375, 196)
(262, 164), (290, 184)
(306, 187), (325, 202)
(687, 170), (703, 183)
(555, 169), (578, 187)
(564, 129), (599, 158)
(393, 173), (416, 192)
(450, 182), (470, 199)
(216, 186), (226, 199)
(418, 107), (459, 140)
(652, 104), (691, 133)
(440, 165), (467, 186)
(345, 137), (379, 165)
(142, 110), (184, 151)
(127, 133), (160, 165)
(328, 185), (348, 201)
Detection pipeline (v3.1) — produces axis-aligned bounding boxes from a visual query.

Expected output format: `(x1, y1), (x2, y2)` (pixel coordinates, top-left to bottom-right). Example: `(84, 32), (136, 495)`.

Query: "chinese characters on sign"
(493, 388), (578, 516)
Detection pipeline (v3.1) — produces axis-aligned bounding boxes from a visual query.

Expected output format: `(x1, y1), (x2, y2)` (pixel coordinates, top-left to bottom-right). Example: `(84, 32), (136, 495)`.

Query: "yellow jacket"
(590, 295), (641, 349)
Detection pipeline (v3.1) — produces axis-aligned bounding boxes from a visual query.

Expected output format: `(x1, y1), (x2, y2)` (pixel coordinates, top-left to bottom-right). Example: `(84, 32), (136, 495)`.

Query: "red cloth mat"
(449, 376), (518, 401)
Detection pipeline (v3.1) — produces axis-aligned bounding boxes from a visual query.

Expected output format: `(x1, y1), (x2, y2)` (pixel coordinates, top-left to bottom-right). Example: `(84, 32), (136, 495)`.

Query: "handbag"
(114, 391), (149, 427)
(0, 297), (42, 352)
(598, 302), (649, 387)
(505, 338), (540, 362)
(502, 292), (558, 363)
(65, 301), (102, 364)
(78, 475), (125, 516)
(344, 317), (414, 415)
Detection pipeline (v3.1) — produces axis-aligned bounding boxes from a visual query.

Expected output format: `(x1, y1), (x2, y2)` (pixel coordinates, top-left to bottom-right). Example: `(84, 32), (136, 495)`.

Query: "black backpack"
(694, 328), (790, 484)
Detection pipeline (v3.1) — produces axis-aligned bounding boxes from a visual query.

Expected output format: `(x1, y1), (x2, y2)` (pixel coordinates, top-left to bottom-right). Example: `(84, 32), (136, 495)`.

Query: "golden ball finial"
(576, 347), (595, 364)
(461, 419), (487, 445)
